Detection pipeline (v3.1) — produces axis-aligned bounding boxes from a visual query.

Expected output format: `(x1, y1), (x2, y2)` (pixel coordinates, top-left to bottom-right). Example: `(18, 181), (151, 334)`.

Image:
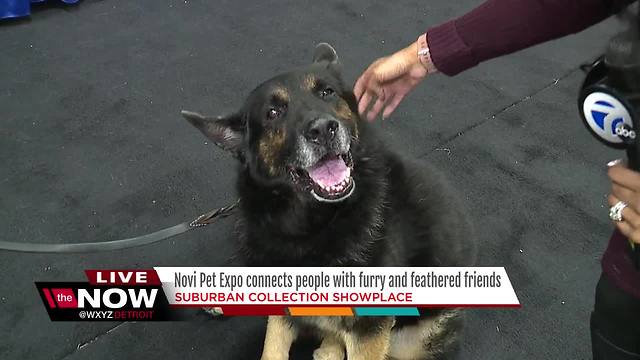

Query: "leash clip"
(189, 198), (240, 228)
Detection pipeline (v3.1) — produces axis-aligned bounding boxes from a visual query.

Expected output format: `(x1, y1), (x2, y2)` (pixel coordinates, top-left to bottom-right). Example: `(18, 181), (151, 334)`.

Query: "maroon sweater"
(426, 0), (640, 298)
(427, 0), (623, 76)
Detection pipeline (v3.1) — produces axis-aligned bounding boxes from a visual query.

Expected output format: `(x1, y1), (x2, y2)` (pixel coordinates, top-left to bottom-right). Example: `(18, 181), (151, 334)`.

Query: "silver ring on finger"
(609, 201), (628, 222)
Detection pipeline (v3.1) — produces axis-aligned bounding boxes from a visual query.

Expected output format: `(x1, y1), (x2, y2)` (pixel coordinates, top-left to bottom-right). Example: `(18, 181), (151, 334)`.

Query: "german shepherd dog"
(182, 43), (476, 360)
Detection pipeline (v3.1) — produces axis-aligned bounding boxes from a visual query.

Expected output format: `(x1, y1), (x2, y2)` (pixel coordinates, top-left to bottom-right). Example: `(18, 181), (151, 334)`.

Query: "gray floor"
(0, 0), (628, 359)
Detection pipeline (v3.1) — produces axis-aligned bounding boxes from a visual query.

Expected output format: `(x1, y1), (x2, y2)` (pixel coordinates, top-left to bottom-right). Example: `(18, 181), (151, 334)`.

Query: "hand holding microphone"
(579, 36), (640, 268)
(607, 160), (640, 250)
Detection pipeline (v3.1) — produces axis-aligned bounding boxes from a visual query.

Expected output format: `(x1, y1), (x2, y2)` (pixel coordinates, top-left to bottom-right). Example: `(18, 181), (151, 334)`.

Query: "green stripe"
(353, 307), (419, 316)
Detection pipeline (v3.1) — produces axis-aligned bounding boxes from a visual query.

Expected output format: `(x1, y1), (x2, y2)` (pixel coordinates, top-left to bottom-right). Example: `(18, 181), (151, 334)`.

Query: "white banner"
(154, 267), (519, 307)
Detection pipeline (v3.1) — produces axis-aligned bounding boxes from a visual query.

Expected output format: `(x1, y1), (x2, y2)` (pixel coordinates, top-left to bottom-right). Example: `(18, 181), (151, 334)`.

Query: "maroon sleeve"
(427, 0), (622, 76)
(601, 230), (640, 299)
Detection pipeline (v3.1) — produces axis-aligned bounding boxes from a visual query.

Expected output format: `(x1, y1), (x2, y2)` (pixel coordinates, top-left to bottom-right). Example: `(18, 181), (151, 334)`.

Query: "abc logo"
(582, 92), (633, 145)
(615, 125), (636, 140)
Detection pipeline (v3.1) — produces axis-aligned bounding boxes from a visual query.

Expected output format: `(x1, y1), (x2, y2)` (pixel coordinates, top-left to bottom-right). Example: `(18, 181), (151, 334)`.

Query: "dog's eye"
(266, 108), (281, 120)
(320, 87), (335, 99)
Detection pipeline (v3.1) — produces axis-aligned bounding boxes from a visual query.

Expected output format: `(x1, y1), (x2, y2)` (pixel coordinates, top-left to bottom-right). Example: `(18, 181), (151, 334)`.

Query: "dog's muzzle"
(290, 117), (355, 202)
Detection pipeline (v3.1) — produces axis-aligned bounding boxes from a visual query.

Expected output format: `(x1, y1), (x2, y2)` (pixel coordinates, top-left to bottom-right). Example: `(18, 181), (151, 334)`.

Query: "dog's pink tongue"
(308, 157), (348, 188)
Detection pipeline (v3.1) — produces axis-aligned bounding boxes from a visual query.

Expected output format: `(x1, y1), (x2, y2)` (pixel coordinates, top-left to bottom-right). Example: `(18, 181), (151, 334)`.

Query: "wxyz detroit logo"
(78, 310), (155, 320)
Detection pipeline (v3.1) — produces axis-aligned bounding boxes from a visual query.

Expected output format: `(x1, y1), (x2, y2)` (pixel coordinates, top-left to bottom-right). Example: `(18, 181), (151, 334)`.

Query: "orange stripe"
(288, 307), (354, 316)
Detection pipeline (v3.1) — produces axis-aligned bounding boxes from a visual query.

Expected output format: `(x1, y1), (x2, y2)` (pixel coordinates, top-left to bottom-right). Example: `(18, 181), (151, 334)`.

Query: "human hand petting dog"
(354, 37), (436, 121)
(608, 159), (640, 245)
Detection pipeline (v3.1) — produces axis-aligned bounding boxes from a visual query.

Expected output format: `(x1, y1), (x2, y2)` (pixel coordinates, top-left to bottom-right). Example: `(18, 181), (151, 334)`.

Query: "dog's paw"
(201, 307), (223, 317)
(260, 355), (288, 360)
(312, 346), (344, 360)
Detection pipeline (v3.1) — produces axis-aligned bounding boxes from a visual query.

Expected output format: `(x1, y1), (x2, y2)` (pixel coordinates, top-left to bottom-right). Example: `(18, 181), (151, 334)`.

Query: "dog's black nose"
(305, 118), (339, 144)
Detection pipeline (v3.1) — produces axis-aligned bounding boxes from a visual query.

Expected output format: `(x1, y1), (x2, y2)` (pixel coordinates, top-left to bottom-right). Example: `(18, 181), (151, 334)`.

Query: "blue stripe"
(353, 307), (420, 316)
(595, 100), (614, 107)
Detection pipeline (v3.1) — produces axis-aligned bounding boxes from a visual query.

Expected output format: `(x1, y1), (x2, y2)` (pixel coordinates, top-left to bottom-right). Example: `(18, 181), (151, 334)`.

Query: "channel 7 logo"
(36, 270), (175, 321)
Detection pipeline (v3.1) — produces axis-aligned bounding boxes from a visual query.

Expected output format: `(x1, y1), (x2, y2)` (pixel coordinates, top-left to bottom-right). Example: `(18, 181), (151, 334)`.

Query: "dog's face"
(183, 43), (360, 203)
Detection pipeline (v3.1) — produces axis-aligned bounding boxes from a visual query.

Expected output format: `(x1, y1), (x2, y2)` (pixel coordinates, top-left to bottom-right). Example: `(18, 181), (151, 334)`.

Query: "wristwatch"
(417, 33), (438, 74)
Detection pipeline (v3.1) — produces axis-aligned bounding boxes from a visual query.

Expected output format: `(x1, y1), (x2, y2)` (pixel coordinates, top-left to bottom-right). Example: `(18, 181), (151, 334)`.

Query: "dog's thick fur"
(183, 44), (476, 360)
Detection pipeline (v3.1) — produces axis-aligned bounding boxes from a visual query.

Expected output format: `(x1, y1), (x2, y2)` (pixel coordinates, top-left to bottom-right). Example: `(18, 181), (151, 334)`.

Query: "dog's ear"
(313, 43), (339, 65)
(181, 110), (245, 155)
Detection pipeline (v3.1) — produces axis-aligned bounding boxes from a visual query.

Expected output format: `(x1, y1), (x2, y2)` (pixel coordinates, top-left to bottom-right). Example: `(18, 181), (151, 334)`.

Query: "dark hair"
(605, 1), (640, 91)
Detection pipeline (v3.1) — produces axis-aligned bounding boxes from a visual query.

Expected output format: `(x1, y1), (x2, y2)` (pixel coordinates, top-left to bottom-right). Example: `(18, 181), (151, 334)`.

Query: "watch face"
(581, 90), (634, 148)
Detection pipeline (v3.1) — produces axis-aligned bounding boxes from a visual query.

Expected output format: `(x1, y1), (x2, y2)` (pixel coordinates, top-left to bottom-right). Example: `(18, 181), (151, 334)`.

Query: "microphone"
(578, 16), (640, 269)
